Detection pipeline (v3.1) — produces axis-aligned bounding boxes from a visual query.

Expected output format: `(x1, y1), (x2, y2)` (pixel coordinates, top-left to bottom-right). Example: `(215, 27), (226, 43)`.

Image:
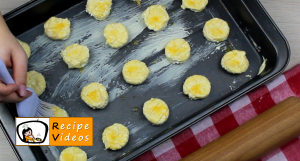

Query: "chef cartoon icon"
(21, 124), (42, 143)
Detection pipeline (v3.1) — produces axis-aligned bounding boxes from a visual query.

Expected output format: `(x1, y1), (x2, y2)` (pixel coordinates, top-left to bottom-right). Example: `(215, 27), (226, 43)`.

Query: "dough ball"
(102, 123), (129, 150)
(221, 50), (249, 74)
(165, 38), (191, 64)
(44, 17), (71, 40)
(81, 82), (109, 109)
(142, 5), (170, 31)
(86, 0), (112, 20)
(122, 60), (149, 85)
(51, 106), (69, 117)
(59, 147), (87, 161)
(26, 71), (46, 96)
(183, 75), (211, 100)
(17, 39), (31, 58)
(203, 18), (230, 42)
(104, 23), (129, 48)
(181, 0), (208, 12)
(143, 98), (169, 125)
(61, 44), (90, 69)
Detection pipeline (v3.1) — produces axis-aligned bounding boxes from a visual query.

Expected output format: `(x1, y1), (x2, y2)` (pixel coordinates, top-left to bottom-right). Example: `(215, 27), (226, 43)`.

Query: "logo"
(15, 118), (50, 146)
(15, 117), (93, 146)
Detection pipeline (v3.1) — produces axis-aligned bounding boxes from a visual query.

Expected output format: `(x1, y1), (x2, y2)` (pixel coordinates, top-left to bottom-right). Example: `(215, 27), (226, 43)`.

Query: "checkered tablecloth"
(134, 64), (300, 161)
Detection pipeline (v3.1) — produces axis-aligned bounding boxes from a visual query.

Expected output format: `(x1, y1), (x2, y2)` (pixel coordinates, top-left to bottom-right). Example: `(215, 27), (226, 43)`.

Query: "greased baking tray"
(0, 0), (289, 160)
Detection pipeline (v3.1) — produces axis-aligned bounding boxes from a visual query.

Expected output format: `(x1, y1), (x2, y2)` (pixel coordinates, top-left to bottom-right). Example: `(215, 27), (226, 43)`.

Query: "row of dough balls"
(81, 76), (209, 118)
(44, 17), (231, 68)
(80, 48), (249, 109)
(42, 4), (232, 68)
(58, 99), (169, 157)
(22, 16), (232, 70)
(26, 48), (248, 117)
(42, 1), (215, 45)
(85, 0), (211, 31)
(43, 16), (129, 48)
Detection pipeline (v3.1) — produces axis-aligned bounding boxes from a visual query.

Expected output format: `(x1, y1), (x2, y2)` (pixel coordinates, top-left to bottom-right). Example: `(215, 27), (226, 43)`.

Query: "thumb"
(17, 84), (32, 97)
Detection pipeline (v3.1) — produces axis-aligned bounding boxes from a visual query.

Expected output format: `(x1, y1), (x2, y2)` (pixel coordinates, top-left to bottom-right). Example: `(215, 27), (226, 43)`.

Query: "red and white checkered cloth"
(134, 64), (300, 161)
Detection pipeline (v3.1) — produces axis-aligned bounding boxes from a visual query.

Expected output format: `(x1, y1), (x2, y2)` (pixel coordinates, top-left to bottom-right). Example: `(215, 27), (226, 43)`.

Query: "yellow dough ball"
(44, 17), (71, 40)
(60, 44), (90, 69)
(59, 147), (87, 161)
(104, 23), (129, 48)
(102, 123), (129, 150)
(122, 60), (150, 85)
(142, 5), (170, 31)
(51, 106), (69, 117)
(86, 0), (112, 20)
(17, 39), (31, 58)
(181, 0), (208, 12)
(26, 71), (46, 96)
(183, 75), (211, 100)
(143, 98), (169, 125)
(221, 50), (249, 74)
(203, 18), (230, 42)
(81, 82), (109, 109)
(165, 38), (191, 64)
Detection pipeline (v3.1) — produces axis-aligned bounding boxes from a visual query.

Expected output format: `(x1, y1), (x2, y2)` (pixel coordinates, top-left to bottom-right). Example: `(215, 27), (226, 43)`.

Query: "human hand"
(0, 12), (32, 103)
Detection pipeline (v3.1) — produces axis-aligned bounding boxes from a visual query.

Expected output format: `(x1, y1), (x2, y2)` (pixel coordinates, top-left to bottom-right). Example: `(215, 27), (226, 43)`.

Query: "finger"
(0, 90), (32, 103)
(11, 48), (28, 85)
(0, 49), (12, 68)
(0, 83), (18, 96)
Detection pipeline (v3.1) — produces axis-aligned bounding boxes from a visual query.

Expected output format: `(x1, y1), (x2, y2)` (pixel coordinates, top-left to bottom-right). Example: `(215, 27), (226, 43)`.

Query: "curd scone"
(44, 17), (71, 40)
(183, 75), (211, 100)
(122, 60), (149, 85)
(17, 39), (31, 58)
(142, 5), (170, 31)
(203, 18), (230, 42)
(104, 23), (129, 48)
(59, 147), (87, 161)
(165, 38), (191, 64)
(26, 71), (46, 96)
(86, 0), (112, 20)
(81, 82), (109, 109)
(181, 0), (208, 12)
(221, 50), (249, 74)
(102, 123), (129, 150)
(143, 98), (169, 125)
(51, 106), (69, 117)
(60, 44), (90, 68)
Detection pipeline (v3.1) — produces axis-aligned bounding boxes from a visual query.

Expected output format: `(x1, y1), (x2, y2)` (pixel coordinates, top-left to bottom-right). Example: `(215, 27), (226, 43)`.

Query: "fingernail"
(19, 85), (26, 97)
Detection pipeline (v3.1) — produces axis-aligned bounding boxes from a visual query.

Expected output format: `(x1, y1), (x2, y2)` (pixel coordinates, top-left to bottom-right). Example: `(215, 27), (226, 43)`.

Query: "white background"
(15, 118), (50, 146)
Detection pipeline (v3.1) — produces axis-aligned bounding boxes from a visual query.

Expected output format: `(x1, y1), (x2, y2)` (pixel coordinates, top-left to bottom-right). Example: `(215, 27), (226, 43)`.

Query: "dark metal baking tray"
(0, 0), (289, 160)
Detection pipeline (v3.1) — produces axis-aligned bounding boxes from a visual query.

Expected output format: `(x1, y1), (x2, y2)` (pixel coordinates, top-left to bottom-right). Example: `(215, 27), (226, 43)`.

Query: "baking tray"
(0, 0), (289, 160)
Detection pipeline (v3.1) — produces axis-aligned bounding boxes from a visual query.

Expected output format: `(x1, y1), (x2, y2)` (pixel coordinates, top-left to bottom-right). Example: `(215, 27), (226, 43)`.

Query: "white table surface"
(0, 0), (300, 160)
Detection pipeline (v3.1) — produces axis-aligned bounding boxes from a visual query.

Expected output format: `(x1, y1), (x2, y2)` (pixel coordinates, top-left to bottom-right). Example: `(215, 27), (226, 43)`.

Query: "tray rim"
(0, 0), (290, 160)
